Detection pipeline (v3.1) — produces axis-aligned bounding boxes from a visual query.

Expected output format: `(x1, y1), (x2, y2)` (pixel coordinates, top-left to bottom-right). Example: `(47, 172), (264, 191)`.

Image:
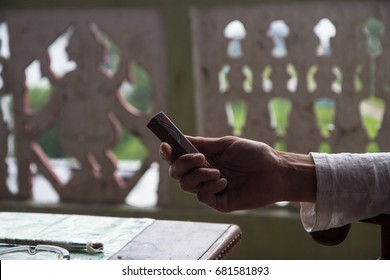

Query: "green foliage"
(27, 86), (65, 158)
(112, 129), (148, 161)
(360, 96), (385, 140)
(226, 99), (247, 136)
(364, 17), (385, 58)
(318, 142), (332, 153)
(38, 125), (66, 158)
(121, 63), (153, 114)
(274, 140), (287, 151)
(28, 86), (52, 112)
(268, 97), (292, 136)
(314, 98), (335, 138)
(366, 141), (380, 153)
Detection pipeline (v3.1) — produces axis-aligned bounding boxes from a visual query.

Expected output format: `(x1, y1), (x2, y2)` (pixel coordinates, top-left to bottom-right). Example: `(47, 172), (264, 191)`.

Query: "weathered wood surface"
(192, 2), (390, 153)
(0, 9), (168, 204)
(109, 220), (242, 260)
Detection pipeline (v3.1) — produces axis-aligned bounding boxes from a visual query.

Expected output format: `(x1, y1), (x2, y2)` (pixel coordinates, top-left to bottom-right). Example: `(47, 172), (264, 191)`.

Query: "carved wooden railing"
(0, 8), (170, 205)
(192, 2), (390, 154)
(1, 1), (390, 210)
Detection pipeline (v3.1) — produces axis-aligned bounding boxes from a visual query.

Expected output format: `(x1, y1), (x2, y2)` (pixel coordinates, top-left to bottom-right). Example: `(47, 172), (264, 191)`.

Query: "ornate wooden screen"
(1, 2), (390, 208)
(192, 2), (390, 154)
(0, 9), (169, 204)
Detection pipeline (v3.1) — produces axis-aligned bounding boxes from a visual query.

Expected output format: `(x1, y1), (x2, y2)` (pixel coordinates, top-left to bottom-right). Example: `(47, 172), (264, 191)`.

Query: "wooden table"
(109, 220), (241, 260)
(0, 212), (241, 260)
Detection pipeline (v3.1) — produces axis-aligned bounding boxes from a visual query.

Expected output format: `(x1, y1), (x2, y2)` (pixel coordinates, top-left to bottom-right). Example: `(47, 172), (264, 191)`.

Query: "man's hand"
(160, 136), (317, 212)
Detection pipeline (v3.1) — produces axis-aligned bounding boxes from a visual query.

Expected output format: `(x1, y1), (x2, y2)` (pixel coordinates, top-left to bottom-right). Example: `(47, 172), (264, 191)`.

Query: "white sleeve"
(300, 152), (390, 232)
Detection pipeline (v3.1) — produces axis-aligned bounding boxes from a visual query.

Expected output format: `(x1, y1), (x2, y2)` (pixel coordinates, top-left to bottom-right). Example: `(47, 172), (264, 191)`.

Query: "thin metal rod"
(0, 238), (103, 253)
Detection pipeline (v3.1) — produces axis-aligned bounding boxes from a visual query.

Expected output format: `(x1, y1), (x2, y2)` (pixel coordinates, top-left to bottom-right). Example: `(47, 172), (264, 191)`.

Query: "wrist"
(277, 151), (317, 203)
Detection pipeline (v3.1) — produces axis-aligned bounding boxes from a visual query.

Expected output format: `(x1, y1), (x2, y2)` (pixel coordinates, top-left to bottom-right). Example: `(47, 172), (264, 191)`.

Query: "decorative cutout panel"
(0, 9), (168, 204)
(192, 3), (390, 153)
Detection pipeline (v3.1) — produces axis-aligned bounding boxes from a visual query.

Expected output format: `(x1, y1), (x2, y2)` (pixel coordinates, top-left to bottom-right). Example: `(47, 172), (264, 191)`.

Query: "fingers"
(159, 139), (230, 211)
(179, 168), (221, 193)
(179, 169), (228, 211)
(169, 153), (206, 179)
(196, 178), (228, 208)
(159, 141), (207, 167)
(160, 142), (208, 178)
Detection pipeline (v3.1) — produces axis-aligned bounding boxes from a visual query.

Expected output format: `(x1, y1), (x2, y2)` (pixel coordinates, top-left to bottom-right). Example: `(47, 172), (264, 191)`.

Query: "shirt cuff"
(300, 153), (338, 232)
(300, 152), (390, 232)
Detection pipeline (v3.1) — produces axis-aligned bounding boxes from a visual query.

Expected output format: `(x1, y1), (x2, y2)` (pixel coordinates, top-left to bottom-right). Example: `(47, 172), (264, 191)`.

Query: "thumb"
(159, 142), (175, 164)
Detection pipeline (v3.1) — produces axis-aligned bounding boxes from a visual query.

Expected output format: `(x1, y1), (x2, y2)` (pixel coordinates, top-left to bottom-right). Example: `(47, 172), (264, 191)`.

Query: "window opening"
(224, 20), (247, 59)
(225, 99), (247, 136)
(242, 65), (253, 93)
(314, 97), (335, 138)
(268, 97), (292, 136)
(25, 60), (52, 113)
(90, 23), (121, 78)
(48, 26), (76, 78)
(307, 65), (318, 93)
(331, 66), (342, 94)
(267, 20), (290, 58)
(118, 62), (153, 114)
(314, 18), (336, 57)
(0, 22), (10, 59)
(359, 96), (385, 140)
(286, 64), (298, 93)
(218, 65), (231, 93)
(262, 65), (272, 93)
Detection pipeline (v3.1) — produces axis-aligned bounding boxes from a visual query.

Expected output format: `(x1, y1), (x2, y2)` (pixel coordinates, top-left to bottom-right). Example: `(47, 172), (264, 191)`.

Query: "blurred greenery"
(314, 97), (335, 138)
(226, 99), (247, 136)
(274, 140), (287, 152)
(268, 97), (292, 137)
(237, 97), (382, 153)
(242, 65), (253, 93)
(28, 87), (52, 113)
(360, 96), (385, 140)
(318, 142), (332, 153)
(121, 63), (153, 114)
(366, 141), (380, 153)
(364, 17), (385, 59)
(27, 87), (66, 158)
(111, 128), (148, 160)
